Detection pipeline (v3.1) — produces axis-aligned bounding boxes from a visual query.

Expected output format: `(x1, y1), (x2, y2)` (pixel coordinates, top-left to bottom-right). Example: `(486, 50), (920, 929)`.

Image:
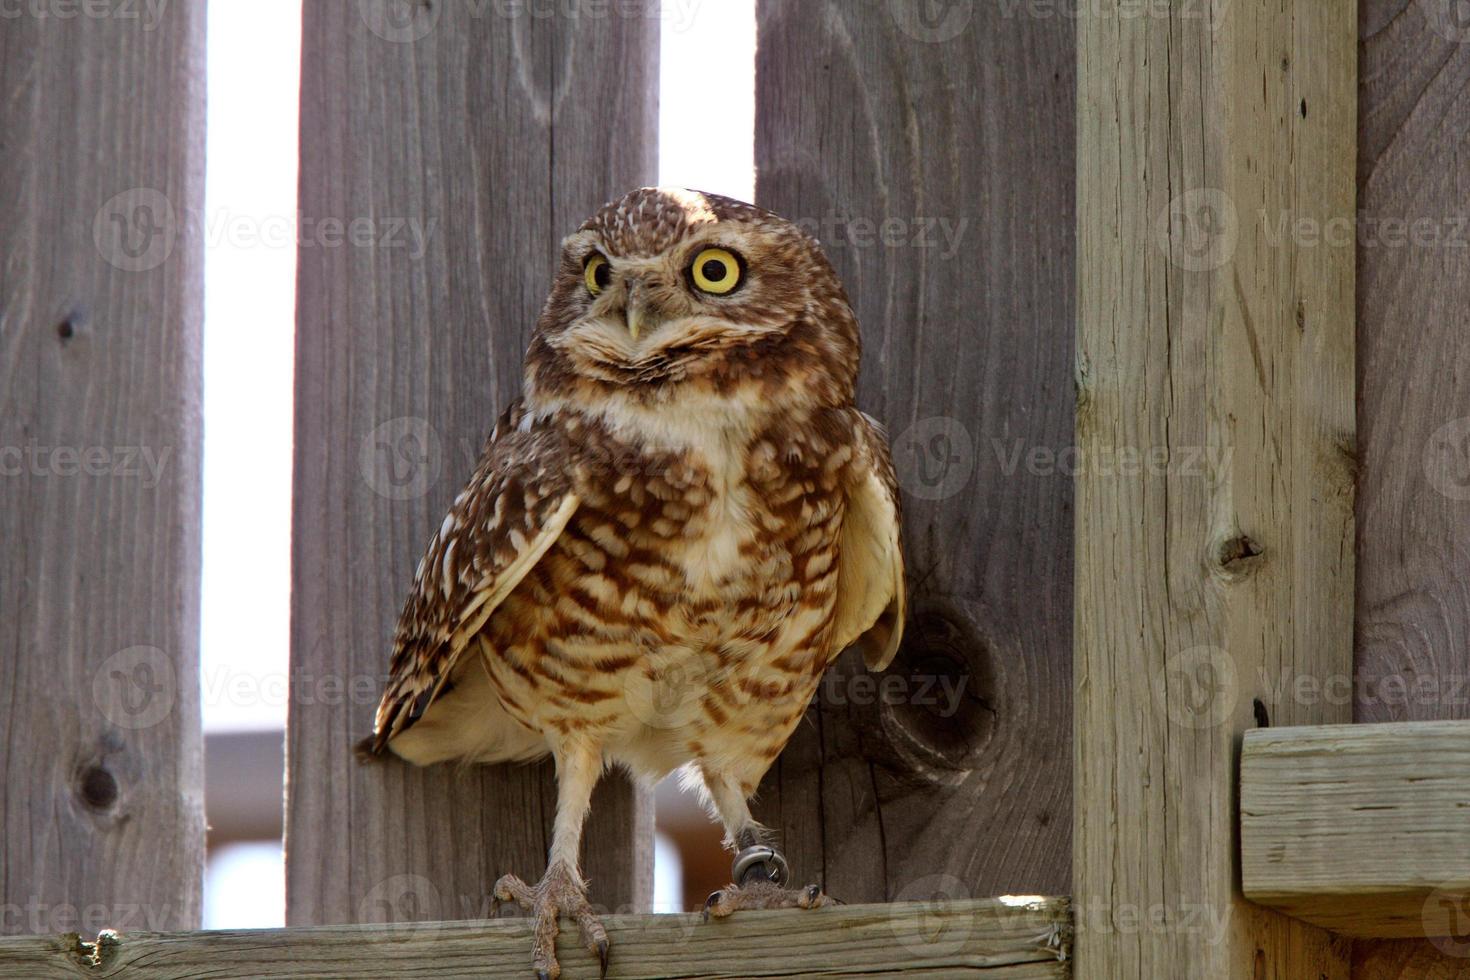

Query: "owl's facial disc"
(527, 188), (860, 409)
(552, 235), (780, 383)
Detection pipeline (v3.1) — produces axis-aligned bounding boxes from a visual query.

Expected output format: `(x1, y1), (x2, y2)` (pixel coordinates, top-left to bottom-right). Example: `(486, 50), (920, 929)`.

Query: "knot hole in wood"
(76, 764), (119, 812)
(869, 604), (995, 783)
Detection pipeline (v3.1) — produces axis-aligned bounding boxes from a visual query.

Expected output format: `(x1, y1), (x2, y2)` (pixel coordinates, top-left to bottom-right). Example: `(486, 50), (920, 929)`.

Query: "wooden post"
(288, 2), (658, 925)
(1075, 0), (1356, 976)
(0, 4), (206, 935)
(1353, 2), (1470, 976)
(754, 1), (1075, 900)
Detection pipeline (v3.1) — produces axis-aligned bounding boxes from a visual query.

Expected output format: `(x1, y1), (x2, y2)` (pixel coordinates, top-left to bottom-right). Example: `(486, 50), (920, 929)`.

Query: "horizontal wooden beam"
(1242, 721), (1470, 938)
(0, 898), (1071, 978)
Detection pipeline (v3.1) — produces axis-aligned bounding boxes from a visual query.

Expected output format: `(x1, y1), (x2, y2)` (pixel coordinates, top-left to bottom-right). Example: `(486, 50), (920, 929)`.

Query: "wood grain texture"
(752, 0), (1075, 904)
(1356, 2), (1470, 975)
(0, 4), (205, 936)
(0, 898), (1072, 979)
(288, 1), (657, 926)
(1242, 721), (1470, 938)
(1076, 0), (1356, 975)
(1355, 940), (1470, 980)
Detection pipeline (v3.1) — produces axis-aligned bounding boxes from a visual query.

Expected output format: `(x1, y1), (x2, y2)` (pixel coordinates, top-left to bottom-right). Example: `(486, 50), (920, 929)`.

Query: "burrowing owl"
(359, 187), (905, 979)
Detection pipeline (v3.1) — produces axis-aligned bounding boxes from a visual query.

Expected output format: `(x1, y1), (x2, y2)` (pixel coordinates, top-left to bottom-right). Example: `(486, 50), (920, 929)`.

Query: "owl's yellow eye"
(584, 253), (611, 296)
(689, 247), (743, 295)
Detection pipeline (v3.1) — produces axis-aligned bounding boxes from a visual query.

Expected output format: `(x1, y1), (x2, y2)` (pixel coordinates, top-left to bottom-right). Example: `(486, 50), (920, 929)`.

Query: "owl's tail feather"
(367, 653), (549, 768)
(354, 735), (384, 764)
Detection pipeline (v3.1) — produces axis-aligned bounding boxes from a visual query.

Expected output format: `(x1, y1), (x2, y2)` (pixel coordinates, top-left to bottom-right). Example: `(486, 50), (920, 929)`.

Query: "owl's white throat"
(529, 381), (778, 460)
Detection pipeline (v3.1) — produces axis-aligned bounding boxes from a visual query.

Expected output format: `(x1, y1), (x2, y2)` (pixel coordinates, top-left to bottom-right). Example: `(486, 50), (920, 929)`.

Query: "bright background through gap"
(201, 1), (756, 929)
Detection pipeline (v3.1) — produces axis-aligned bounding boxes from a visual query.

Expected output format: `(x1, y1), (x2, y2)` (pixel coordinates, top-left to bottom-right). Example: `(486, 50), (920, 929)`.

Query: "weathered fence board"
(0, 4), (206, 936)
(1076, 0), (1356, 976)
(288, 2), (657, 925)
(752, 0), (1075, 904)
(0, 898), (1071, 979)
(1355, 1), (1470, 975)
(1242, 721), (1470, 938)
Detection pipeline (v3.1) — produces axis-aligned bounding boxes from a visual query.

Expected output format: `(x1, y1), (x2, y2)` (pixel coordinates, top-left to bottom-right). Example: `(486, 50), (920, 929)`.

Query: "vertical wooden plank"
(288, 1), (657, 925)
(754, 0), (1075, 900)
(0, 3), (206, 935)
(1076, 0), (1355, 976)
(1355, 1), (1470, 976)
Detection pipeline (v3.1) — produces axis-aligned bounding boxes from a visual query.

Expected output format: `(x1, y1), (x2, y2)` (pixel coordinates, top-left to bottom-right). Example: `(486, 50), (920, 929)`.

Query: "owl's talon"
(494, 872), (534, 906)
(579, 918), (610, 978)
(703, 878), (835, 919)
(491, 864), (602, 980)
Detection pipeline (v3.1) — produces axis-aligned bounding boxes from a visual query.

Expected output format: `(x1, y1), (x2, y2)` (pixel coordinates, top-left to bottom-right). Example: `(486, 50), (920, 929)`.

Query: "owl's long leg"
(699, 771), (836, 920)
(493, 742), (609, 980)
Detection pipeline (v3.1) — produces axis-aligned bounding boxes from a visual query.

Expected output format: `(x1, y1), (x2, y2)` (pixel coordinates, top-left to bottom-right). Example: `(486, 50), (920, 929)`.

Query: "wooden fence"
(0, 0), (207, 935)
(1076, 1), (1358, 975)
(287, 0), (660, 925)
(3, 1), (1470, 978)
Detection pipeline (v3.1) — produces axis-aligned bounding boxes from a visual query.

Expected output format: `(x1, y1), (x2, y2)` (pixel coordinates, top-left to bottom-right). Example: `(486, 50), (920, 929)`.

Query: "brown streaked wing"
(363, 401), (580, 753)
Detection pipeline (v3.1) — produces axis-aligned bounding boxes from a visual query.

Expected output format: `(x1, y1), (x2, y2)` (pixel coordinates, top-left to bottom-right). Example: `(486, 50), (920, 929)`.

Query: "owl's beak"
(626, 303), (647, 342)
(624, 280), (660, 341)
